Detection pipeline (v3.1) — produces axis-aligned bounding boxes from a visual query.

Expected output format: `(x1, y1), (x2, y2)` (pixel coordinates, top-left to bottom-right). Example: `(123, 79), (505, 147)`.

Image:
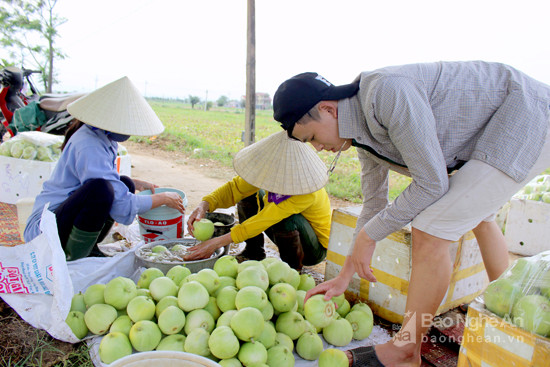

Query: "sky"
(11, 0), (550, 102)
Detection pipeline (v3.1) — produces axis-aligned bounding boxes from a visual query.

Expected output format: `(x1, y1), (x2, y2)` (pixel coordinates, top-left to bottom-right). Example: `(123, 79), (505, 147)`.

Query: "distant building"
(255, 93), (271, 110)
(226, 100), (242, 108)
(241, 93), (272, 110)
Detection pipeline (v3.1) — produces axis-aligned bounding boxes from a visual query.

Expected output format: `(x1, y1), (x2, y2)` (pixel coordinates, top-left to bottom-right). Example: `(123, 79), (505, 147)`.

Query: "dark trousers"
(54, 176), (134, 246)
(237, 191), (327, 266)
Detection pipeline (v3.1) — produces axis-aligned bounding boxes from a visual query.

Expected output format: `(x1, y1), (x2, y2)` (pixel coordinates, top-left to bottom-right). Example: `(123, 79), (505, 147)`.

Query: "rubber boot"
(273, 230), (304, 271)
(88, 218), (116, 257)
(96, 217), (115, 244)
(64, 226), (101, 261)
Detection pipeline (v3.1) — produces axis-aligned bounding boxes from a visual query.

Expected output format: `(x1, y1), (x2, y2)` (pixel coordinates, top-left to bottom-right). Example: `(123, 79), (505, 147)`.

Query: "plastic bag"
(482, 251), (550, 337)
(8, 101), (47, 133)
(117, 143), (128, 156)
(0, 206), (75, 341)
(514, 174), (550, 203)
(0, 131), (62, 161)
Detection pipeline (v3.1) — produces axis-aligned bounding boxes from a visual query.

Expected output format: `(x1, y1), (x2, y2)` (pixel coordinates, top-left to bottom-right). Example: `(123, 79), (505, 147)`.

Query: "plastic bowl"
(134, 238), (225, 274)
(109, 351), (221, 367)
(205, 212), (236, 238)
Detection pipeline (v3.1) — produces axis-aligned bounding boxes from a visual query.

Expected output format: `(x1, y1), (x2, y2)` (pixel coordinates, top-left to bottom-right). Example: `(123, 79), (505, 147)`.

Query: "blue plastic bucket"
(137, 188), (187, 243)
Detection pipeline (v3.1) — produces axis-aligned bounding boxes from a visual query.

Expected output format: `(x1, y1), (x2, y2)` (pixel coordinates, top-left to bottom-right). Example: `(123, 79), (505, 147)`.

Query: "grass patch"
(0, 299), (94, 366)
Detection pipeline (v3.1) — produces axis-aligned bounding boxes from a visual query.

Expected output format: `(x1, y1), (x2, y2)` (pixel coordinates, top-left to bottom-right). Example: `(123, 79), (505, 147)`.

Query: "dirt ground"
(124, 141), (237, 209)
(0, 140), (356, 366)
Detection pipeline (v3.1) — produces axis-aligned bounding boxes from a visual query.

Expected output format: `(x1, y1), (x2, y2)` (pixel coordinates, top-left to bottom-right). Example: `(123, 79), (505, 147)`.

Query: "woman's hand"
(183, 233), (231, 261)
(151, 192), (185, 214)
(187, 201), (210, 236)
(133, 179), (158, 193)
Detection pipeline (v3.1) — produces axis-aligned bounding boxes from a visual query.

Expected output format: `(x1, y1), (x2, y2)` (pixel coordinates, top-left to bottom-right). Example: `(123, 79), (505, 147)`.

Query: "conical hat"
(67, 76), (164, 136)
(233, 131), (328, 195)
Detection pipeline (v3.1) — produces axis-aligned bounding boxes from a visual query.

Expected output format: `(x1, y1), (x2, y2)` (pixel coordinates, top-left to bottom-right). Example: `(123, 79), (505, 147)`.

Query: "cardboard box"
(505, 198), (550, 256)
(457, 300), (550, 367)
(0, 154), (131, 204)
(325, 206), (488, 324)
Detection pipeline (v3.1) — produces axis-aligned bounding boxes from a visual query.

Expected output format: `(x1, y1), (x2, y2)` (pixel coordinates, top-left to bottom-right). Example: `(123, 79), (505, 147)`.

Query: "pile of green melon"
(0, 136), (61, 161)
(66, 255), (374, 366)
(514, 175), (550, 203)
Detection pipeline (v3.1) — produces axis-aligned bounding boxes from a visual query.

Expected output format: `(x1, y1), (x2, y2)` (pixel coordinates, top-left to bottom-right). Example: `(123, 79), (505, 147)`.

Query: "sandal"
(350, 346), (385, 367)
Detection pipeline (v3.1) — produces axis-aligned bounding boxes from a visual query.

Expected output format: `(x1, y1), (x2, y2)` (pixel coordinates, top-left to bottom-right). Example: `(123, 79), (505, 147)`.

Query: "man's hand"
(305, 275), (352, 303)
(350, 229), (377, 282)
(303, 229), (377, 305)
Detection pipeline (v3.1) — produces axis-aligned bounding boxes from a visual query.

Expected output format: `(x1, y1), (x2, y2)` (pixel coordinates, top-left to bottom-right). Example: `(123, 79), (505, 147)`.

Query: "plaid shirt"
(338, 61), (550, 241)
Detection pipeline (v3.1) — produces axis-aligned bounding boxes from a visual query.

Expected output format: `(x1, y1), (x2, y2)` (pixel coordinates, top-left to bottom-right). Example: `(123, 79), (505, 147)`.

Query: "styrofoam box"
(457, 300), (550, 367)
(0, 154), (131, 204)
(326, 206), (489, 324)
(116, 154), (131, 177)
(0, 156), (57, 204)
(505, 198), (550, 256)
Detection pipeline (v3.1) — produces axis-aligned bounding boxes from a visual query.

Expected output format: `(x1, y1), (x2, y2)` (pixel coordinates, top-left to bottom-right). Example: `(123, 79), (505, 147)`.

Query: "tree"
(216, 95), (229, 107)
(0, 0), (66, 93)
(188, 95), (200, 109)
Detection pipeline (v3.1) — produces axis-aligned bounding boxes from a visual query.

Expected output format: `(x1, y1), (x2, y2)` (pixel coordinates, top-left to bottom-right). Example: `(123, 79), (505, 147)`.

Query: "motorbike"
(0, 66), (84, 141)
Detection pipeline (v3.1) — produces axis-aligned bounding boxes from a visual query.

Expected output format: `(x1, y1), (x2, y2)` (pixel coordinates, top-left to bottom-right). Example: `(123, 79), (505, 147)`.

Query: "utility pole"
(244, 0), (256, 146)
(204, 90), (208, 111)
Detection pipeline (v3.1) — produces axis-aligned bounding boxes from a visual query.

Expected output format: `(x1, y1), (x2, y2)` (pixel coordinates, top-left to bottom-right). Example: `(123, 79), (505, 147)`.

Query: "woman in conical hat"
(24, 77), (185, 261)
(184, 131), (331, 270)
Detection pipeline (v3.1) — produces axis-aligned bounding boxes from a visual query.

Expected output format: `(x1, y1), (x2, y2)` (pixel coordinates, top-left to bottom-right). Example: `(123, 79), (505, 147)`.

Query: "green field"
(135, 100), (411, 203)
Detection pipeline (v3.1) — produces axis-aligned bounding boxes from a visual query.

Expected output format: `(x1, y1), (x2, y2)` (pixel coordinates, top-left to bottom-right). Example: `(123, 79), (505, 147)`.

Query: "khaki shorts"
(412, 128), (550, 241)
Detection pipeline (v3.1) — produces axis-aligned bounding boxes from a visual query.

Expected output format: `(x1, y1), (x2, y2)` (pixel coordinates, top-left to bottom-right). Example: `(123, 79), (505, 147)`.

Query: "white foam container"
(505, 198), (550, 256)
(0, 154), (131, 204)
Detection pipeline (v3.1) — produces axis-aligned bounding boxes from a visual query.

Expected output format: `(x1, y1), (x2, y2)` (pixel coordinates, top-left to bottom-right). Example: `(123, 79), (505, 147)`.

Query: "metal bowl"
(134, 238), (225, 274)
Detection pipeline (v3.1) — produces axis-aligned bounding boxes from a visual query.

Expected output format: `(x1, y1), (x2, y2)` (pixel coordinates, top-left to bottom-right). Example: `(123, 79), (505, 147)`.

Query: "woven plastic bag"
(0, 206), (138, 343)
(0, 206), (76, 341)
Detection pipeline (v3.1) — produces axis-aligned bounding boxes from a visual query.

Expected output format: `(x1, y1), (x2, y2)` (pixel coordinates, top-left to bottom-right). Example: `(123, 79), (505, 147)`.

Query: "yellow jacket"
(202, 176), (332, 248)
